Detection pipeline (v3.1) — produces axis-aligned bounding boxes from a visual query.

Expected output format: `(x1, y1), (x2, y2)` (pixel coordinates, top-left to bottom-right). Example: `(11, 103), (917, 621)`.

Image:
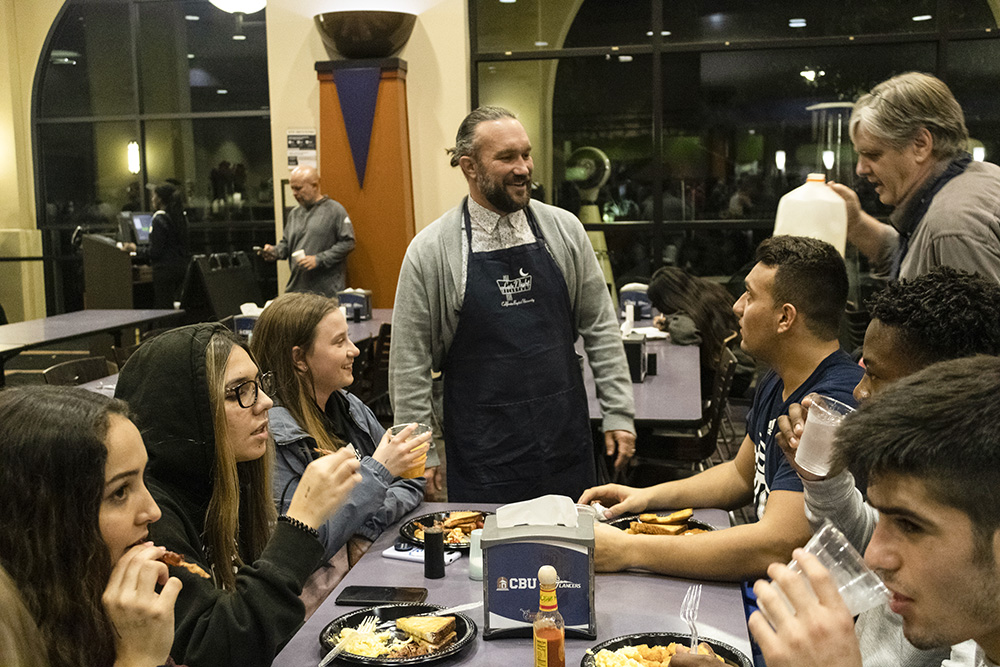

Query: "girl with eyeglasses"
(115, 323), (361, 667)
(0, 386), (180, 667)
(250, 293), (429, 611)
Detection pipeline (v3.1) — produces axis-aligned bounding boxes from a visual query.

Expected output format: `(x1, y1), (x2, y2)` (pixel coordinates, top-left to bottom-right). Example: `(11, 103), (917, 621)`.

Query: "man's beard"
(479, 171), (531, 214)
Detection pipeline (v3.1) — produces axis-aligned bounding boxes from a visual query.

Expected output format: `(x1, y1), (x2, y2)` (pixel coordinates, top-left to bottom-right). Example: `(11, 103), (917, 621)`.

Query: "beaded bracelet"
(277, 514), (319, 539)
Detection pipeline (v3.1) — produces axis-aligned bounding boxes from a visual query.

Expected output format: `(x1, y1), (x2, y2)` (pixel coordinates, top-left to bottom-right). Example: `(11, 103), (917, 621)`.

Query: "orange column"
(316, 58), (414, 308)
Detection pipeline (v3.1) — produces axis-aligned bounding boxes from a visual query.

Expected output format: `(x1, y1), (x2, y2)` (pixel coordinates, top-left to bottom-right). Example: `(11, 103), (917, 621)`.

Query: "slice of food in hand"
(159, 550), (211, 578)
(629, 521), (686, 536)
(395, 615), (456, 649)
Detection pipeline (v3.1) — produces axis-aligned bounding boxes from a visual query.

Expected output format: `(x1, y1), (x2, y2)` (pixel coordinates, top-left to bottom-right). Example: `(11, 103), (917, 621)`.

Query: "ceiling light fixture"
(800, 69), (817, 82)
(823, 150), (836, 170)
(775, 150), (786, 172)
(912, 14), (932, 21)
(217, 89), (229, 94)
(973, 146), (986, 161)
(534, 41), (548, 47)
(618, 55), (633, 62)
(788, 18), (807, 28)
(233, 34), (246, 40)
(209, 0), (266, 14)
(127, 141), (140, 175)
(185, 14), (200, 21)
(499, 0), (516, 3)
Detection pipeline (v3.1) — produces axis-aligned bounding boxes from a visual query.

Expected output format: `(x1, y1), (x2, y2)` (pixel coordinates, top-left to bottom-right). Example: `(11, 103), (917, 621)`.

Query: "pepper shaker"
(423, 526), (446, 579)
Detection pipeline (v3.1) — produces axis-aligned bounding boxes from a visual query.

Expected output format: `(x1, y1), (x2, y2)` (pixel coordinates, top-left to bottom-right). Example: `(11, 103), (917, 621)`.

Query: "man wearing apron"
(390, 106), (636, 503)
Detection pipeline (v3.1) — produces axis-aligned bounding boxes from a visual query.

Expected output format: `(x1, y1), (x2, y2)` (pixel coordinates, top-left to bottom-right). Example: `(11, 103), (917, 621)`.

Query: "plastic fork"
(680, 584), (703, 651)
(319, 614), (377, 667)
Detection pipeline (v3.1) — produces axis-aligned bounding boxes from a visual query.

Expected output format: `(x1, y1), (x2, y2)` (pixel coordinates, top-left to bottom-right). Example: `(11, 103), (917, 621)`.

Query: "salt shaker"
(424, 526), (445, 579)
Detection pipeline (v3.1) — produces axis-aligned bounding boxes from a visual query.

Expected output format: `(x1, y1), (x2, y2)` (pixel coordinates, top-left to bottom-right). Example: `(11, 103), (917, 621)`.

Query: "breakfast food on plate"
(412, 511), (486, 544)
(591, 641), (726, 666)
(638, 508), (693, 525)
(623, 509), (706, 537)
(335, 615), (458, 659)
(629, 522), (686, 536)
(395, 615), (457, 652)
(158, 550), (211, 579)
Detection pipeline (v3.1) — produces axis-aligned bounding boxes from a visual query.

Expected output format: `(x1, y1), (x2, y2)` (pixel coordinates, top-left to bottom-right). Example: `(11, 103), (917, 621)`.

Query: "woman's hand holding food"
(578, 483), (650, 519)
(287, 448), (362, 529)
(372, 423), (433, 478)
(105, 543), (182, 667)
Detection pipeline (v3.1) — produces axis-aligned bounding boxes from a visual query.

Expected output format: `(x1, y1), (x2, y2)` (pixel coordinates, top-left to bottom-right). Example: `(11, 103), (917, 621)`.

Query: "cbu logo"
(498, 577), (537, 591)
(496, 268), (532, 303)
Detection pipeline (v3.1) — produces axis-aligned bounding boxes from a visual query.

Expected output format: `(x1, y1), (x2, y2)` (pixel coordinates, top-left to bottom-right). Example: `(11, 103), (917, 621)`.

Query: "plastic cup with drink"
(388, 422), (432, 479)
(762, 520), (889, 625)
(794, 394), (855, 477)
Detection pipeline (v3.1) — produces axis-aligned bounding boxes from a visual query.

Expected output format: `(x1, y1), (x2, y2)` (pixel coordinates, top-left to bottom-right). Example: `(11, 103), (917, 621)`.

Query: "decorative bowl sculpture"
(314, 10), (417, 59)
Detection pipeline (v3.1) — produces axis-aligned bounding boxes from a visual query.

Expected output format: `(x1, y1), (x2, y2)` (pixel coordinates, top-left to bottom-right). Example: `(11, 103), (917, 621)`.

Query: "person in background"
(259, 165), (356, 297)
(390, 106), (635, 502)
(122, 181), (190, 309)
(750, 356), (1000, 667)
(0, 565), (48, 667)
(775, 267), (1000, 667)
(0, 386), (181, 667)
(828, 71), (1000, 282)
(580, 236), (863, 581)
(114, 323), (362, 667)
(250, 292), (427, 611)
(647, 265), (750, 399)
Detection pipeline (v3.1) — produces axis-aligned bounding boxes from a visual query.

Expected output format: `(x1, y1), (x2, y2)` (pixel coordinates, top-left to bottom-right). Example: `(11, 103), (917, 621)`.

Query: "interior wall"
(266, 0), (469, 294)
(0, 0), (63, 322)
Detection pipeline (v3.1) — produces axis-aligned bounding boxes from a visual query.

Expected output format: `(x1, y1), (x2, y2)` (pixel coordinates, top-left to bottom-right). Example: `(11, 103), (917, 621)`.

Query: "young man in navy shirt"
(581, 236), (863, 581)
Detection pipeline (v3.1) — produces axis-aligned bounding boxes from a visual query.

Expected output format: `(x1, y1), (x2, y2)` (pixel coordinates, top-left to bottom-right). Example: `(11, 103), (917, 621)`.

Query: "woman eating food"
(115, 323), (362, 667)
(0, 386), (181, 667)
(250, 292), (428, 596)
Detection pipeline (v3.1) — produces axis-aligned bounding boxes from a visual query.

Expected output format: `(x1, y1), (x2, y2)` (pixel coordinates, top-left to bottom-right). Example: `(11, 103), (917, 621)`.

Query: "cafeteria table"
(0, 308), (184, 387)
(580, 335), (702, 424)
(273, 503), (752, 667)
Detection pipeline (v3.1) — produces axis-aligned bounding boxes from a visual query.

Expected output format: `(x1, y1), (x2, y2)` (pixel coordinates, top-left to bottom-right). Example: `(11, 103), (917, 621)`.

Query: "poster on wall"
(287, 129), (317, 169)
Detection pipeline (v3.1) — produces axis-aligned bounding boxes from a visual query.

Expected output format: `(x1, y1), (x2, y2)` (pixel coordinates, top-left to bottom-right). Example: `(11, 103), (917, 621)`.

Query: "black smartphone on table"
(334, 585), (429, 606)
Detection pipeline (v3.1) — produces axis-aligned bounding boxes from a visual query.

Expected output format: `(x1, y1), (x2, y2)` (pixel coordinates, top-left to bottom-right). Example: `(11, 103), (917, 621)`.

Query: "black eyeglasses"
(226, 371), (274, 409)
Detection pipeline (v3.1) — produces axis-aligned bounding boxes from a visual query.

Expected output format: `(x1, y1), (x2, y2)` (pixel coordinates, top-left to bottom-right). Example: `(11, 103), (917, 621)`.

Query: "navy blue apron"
(442, 203), (595, 503)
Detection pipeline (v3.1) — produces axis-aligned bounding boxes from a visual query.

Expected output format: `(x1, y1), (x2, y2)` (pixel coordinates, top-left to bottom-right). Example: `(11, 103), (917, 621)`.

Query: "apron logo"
(497, 268), (535, 307)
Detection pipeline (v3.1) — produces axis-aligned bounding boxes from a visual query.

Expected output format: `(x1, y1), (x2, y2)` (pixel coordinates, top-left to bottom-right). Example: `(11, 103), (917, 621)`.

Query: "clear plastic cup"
(765, 520), (889, 623)
(795, 394), (855, 476)
(389, 422), (432, 479)
(468, 528), (483, 581)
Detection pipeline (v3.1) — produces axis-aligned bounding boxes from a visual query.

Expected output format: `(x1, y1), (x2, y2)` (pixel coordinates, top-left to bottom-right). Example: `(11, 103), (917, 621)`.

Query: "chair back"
(700, 347), (739, 449)
(111, 342), (141, 369)
(43, 357), (114, 386)
(368, 323), (393, 424)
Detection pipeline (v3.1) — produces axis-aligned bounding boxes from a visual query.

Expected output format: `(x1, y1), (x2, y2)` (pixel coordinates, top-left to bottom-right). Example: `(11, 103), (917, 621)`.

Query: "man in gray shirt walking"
(261, 165), (355, 296)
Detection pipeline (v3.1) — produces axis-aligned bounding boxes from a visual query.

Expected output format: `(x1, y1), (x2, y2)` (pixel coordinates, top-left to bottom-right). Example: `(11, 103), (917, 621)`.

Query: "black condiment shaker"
(423, 526), (446, 579)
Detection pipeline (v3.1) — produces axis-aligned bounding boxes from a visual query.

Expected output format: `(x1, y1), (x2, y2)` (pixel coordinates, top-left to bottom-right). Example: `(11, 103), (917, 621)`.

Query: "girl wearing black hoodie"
(115, 323), (361, 667)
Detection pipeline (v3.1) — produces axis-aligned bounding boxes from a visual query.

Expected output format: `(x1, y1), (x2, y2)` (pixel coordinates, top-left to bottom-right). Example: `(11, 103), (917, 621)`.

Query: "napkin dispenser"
(480, 509), (596, 639)
(623, 331), (647, 383)
(619, 282), (653, 320)
(336, 288), (372, 321)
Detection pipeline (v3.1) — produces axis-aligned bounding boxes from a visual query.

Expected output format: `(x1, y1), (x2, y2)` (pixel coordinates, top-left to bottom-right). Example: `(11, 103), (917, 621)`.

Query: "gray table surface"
(580, 335), (702, 423)
(273, 503), (751, 667)
(0, 308), (183, 356)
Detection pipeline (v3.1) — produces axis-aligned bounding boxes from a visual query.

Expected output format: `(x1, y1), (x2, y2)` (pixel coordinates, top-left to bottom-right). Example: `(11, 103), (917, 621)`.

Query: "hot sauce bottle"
(533, 565), (565, 667)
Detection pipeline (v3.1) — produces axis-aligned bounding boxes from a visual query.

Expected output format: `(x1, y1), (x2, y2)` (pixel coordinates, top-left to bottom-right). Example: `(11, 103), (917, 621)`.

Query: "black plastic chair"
(627, 346), (739, 483)
(43, 357), (115, 386)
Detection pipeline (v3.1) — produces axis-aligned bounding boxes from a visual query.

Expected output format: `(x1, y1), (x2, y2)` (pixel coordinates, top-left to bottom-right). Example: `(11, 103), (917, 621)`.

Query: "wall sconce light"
(973, 146), (986, 162)
(822, 150), (835, 170)
(774, 150), (786, 172)
(127, 141), (140, 174)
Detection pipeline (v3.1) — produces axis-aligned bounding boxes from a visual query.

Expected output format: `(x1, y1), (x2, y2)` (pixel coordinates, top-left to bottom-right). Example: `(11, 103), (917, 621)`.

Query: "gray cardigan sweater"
(389, 197), (635, 467)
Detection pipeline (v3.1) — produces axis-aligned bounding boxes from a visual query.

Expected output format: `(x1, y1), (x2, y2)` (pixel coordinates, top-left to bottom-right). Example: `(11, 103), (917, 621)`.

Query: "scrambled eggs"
(336, 627), (411, 658)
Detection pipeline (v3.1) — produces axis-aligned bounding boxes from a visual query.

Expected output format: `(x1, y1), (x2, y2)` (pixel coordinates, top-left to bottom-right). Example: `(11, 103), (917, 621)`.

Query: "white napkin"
(240, 302), (263, 316)
(630, 326), (668, 340)
(620, 303), (635, 336)
(496, 494), (578, 529)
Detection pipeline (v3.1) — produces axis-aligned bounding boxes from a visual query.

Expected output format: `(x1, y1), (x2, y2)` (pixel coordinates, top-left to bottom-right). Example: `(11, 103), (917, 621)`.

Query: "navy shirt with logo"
(747, 349), (864, 519)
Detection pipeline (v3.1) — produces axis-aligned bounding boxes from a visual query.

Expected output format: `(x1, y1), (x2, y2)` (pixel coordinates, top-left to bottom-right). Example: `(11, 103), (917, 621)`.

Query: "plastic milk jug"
(773, 173), (848, 256)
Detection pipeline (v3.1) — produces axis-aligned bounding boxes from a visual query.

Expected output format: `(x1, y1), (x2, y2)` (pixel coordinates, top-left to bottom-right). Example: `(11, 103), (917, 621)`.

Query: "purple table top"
(0, 309), (183, 356)
(273, 503), (751, 667)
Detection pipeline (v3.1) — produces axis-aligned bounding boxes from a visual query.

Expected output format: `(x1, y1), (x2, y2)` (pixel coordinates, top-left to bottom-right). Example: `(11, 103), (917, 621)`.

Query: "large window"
(471, 0), (1000, 281)
(35, 0), (272, 313)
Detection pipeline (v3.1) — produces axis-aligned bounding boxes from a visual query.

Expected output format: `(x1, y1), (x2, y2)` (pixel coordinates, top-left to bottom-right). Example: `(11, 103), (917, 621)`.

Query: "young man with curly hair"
(753, 356), (1000, 667)
(776, 266), (1000, 667)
